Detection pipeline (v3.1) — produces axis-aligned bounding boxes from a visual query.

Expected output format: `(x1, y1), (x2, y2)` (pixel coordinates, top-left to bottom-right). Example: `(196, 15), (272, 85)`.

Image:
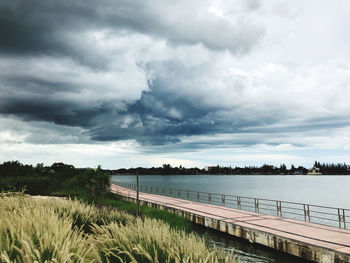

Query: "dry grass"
(0, 193), (238, 263)
(93, 218), (237, 263)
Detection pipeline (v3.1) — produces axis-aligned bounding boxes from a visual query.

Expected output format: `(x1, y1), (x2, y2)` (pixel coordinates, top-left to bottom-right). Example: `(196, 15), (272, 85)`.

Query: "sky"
(1, 0), (350, 169)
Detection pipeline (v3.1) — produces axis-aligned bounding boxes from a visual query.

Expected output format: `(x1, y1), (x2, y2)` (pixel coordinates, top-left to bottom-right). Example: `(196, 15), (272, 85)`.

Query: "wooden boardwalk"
(110, 184), (350, 263)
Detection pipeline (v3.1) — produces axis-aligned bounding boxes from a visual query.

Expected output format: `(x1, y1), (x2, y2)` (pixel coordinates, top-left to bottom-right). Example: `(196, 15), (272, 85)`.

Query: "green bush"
(78, 165), (111, 199)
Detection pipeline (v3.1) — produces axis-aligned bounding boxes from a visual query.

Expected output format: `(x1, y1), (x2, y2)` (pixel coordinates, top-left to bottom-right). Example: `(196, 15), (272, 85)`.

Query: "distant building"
(307, 166), (322, 175)
(204, 165), (220, 173)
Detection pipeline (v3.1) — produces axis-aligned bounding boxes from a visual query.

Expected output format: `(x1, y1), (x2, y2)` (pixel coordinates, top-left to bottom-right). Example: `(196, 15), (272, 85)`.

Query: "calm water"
(112, 175), (350, 208)
(112, 175), (349, 263)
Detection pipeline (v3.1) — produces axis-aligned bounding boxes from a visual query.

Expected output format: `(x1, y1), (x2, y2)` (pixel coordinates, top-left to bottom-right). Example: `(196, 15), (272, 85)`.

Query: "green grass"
(49, 178), (192, 232)
(93, 192), (192, 231)
(0, 193), (238, 263)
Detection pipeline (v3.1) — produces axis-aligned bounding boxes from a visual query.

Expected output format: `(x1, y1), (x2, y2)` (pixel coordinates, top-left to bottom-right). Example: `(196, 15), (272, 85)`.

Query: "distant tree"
(51, 163), (76, 178)
(314, 161), (321, 168)
(79, 165), (111, 198)
(279, 164), (287, 174)
(290, 164), (296, 173)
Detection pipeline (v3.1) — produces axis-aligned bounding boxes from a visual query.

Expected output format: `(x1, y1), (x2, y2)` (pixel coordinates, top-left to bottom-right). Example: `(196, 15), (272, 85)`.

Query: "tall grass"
(93, 193), (192, 231)
(93, 218), (236, 263)
(0, 194), (238, 263)
(0, 195), (97, 262)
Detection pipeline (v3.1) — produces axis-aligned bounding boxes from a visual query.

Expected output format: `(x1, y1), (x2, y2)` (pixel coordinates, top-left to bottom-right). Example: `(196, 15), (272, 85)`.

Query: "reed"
(0, 195), (97, 262)
(93, 218), (237, 263)
(0, 194), (238, 263)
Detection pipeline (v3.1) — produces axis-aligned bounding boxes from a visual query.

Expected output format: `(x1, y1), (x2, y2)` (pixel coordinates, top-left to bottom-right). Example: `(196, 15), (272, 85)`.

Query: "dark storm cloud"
(1, 57), (350, 148)
(0, 96), (111, 127)
(0, 0), (264, 63)
(0, 1), (87, 53)
(4, 76), (80, 94)
(2, 0), (320, 148)
(84, 61), (281, 145)
(0, 58), (290, 146)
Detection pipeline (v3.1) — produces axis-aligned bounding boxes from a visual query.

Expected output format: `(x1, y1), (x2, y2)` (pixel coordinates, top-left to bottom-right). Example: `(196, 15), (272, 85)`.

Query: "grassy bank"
(0, 161), (193, 231)
(51, 187), (192, 232)
(92, 192), (192, 231)
(0, 193), (238, 262)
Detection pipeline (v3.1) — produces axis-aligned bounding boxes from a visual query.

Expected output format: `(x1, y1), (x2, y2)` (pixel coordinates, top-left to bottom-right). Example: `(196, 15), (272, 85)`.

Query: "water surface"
(112, 175), (350, 208)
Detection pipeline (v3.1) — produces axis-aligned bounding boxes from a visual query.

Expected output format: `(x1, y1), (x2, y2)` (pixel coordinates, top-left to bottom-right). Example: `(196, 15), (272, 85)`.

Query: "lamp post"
(136, 172), (140, 217)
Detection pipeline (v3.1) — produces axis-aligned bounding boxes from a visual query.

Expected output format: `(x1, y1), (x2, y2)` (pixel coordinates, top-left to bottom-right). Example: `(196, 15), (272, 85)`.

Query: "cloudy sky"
(1, 0), (350, 168)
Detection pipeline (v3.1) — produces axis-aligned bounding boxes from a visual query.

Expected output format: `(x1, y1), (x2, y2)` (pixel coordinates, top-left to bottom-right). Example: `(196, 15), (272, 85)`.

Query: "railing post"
(136, 173), (140, 217)
(338, 209), (346, 229)
(145, 186), (148, 192)
(304, 204), (310, 222)
(150, 186), (152, 192)
(222, 195), (225, 206)
(255, 198), (259, 213)
(197, 192), (200, 201)
(208, 193), (211, 203)
(187, 191), (189, 199)
(178, 190), (180, 197)
(237, 196), (241, 209)
(156, 187), (158, 193)
(170, 189), (172, 195)
(276, 201), (282, 217)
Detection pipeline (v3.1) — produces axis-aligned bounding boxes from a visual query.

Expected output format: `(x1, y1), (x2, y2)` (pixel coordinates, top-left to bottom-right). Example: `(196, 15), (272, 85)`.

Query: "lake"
(112, 175), (350, 208)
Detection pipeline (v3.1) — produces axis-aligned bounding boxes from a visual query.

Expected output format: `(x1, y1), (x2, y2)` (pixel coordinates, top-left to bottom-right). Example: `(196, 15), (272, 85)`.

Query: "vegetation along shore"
(0, 160), (238, 262)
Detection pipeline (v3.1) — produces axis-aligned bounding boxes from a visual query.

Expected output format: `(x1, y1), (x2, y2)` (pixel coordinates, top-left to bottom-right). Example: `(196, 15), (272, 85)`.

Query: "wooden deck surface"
(110, 184), (350, 258)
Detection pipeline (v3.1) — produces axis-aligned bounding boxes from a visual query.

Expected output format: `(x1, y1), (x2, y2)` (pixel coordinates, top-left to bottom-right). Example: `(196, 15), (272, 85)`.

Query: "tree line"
(0, 161), (111, 198)
(108, 161), (350, 175)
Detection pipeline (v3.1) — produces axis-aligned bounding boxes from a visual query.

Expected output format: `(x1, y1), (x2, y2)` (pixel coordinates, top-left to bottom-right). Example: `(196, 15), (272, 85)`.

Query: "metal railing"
(114, 182), (350, 229)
